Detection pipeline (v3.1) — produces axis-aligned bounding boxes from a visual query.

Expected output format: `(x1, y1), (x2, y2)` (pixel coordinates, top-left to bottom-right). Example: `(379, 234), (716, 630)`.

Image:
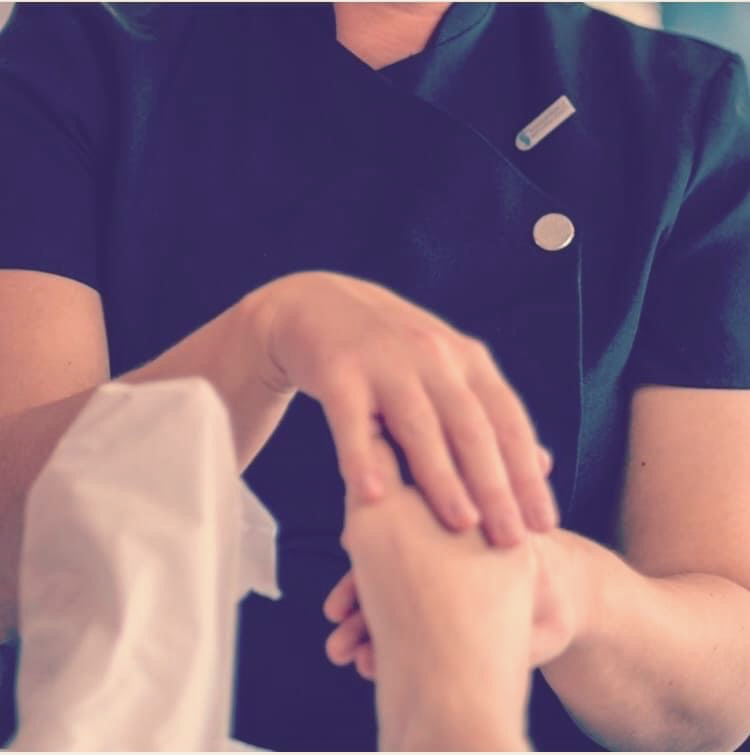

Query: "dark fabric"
(0, 641), (17, 748)
(1, 3), (749, 750)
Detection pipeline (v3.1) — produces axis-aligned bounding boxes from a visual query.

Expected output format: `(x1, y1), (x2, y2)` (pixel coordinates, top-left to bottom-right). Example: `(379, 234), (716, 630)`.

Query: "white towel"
(10, 378), (280, 751)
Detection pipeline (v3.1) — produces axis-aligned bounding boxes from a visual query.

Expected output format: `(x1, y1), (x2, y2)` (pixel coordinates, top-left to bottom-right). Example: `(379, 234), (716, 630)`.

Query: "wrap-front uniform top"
(1, 3), (749, 750)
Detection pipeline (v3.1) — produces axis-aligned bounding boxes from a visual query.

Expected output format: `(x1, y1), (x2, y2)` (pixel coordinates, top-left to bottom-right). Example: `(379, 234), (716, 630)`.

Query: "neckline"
(300, 3), (493, 72)
(428, 2), (493, 49)
(375, 3), (492, 80)
(376, 2), (492, 73)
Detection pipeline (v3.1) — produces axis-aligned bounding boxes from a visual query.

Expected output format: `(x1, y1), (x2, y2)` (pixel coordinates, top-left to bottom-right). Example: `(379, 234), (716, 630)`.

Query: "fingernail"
(360, 472), (384, 502)
(490, 527), (524, 548)
(537, 446), (555, 476)
(464, 506), (481, 527)
(527, 501), (553, 532)
(487, 516), (526, 547)
(450, 501), (480, 529)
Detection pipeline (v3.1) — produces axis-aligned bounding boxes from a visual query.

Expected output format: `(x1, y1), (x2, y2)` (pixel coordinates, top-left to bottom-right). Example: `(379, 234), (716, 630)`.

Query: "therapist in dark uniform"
(0, 2), (749, 751)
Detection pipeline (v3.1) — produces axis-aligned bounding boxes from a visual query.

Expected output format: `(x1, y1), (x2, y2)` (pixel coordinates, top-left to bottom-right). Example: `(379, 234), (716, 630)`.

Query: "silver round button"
(533, 213), (575, 252)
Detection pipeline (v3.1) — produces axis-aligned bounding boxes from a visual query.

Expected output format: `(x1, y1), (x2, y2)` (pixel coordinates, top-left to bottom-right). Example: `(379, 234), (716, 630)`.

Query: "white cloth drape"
(10, 379), (280, 751)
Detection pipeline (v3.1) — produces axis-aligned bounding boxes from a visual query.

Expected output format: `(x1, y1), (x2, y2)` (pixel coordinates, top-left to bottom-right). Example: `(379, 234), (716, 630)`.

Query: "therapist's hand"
(255, 271), (556, 545)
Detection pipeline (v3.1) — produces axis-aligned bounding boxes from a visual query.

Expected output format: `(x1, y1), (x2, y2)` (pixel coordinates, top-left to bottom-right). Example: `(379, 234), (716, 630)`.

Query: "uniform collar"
(428, 2), (492, 48)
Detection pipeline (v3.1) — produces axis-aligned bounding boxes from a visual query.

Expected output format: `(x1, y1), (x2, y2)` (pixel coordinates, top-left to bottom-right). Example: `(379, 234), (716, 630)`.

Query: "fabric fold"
(11, 378), (279, 751)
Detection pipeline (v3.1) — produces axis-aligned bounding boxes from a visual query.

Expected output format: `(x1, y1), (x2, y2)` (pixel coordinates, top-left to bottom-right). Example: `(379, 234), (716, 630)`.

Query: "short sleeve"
(0, 5), (110, 291)
(628, 54), (750, 389)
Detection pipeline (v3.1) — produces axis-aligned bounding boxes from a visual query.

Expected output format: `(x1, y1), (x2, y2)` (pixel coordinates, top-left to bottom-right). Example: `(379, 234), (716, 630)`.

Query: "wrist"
(237, 281), (297, 395)
(388, 688), (529, 752)
(376, 640), (532, 751)
(542, 529), (622, 655)
(570, 532), (621, 649)
(242, 271), (333, 396)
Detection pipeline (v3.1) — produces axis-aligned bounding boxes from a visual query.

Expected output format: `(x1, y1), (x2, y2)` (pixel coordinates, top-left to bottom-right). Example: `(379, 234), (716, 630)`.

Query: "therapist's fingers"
(321, 380), (388, 502)
(323, 570), (358, 623)
(423, 373), (526, 547)
(538, 445), (554, 477)
(322, 379), (411, 504)
(377, 379), (480, 531)
(495, 402), (558, 532)
(468, 345), (559, 535)
(325, 612), (369, 665)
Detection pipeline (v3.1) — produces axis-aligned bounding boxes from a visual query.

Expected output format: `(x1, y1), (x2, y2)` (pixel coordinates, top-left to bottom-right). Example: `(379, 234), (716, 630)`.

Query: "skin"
(322, 5), (750, 750)
(2, 3), (750, 750)
(326, 392), (750, 750)
(337, 438), (535, 751)
(0, 269), (554, 635)
(334, 2), (451, 69)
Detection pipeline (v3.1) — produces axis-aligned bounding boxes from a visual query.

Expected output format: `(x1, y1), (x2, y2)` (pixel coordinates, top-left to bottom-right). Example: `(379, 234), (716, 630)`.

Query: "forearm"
(383, 615), (532, 752)
(0, 390), (96, 637)
(543, 531), (750, 750)
(118, 288), (294, 469)
(393, 696), (530, 752)
(0, 288), (293, 637)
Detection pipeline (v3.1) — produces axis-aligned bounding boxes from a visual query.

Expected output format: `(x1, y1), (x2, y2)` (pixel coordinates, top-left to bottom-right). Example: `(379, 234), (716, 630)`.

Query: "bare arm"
(0, 271), (108, 635)
(541, 387), (750, 750)
(0, 270), (293, 636)
(0, 267), (558, 641)
(327, 386), (750, 749)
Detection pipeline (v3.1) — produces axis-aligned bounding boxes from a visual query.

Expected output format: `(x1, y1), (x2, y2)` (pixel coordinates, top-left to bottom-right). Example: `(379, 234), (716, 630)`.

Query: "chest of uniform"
(102, 20), (673, 517)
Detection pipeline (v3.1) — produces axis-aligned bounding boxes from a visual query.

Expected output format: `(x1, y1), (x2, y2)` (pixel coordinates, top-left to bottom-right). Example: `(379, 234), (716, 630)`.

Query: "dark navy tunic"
(1, 3), (749, 750)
